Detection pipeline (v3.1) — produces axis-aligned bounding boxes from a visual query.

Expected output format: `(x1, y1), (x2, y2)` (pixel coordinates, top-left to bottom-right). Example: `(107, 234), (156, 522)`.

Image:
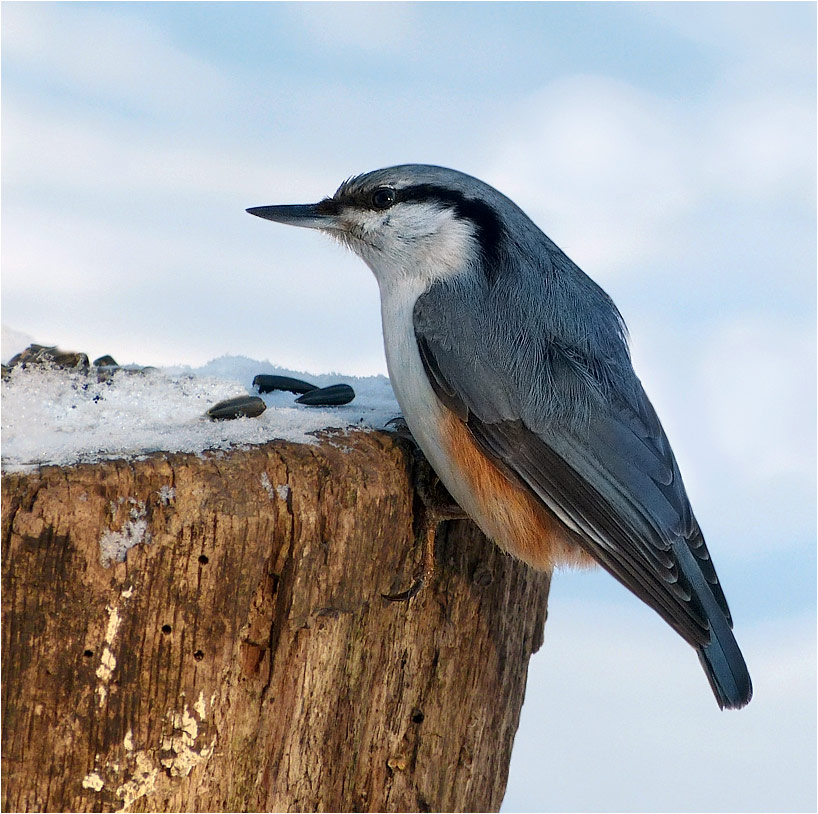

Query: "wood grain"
(2, 430), (550, 812)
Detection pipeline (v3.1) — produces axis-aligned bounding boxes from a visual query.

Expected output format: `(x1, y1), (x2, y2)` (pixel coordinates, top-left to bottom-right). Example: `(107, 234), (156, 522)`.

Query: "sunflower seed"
(207, 395), (267, 420)
(295, 384), (355, 407)
(253, 374), (318, 395)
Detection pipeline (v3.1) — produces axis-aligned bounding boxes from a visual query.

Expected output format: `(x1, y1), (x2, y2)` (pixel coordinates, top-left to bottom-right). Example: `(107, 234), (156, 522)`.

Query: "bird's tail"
(675, 541), (753, 709)
(696, 616), (753, 710)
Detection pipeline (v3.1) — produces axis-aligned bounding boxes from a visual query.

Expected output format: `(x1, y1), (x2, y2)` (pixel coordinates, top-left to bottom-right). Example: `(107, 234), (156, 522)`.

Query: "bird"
(247, 164), (752, 710)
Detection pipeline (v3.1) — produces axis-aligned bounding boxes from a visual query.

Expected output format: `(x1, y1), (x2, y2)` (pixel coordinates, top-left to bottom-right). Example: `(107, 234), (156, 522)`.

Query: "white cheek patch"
(399, 205), (476, 275)
(340, 202), (477, 288)
(327, 208), (389, 255)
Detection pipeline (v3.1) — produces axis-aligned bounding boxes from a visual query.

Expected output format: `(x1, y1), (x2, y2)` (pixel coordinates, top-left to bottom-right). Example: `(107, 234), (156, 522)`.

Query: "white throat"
(342, 201), (477, 292)
(327, 200), (478, 487)
(376, 274), (461, 488)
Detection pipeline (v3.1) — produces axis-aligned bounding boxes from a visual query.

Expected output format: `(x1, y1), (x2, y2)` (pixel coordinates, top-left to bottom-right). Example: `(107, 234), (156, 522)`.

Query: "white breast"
(349, 202), (482, 514)
(379, 282), (447, 452)
(377, 280), (465, 498)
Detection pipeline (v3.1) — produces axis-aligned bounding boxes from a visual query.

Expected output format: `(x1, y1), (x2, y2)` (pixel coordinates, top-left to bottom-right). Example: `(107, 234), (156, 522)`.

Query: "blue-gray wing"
(413, 286), (731, 649)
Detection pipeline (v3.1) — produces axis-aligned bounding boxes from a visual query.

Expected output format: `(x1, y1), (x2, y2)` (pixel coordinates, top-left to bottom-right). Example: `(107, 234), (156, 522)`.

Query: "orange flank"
(440, 410), (595, 572)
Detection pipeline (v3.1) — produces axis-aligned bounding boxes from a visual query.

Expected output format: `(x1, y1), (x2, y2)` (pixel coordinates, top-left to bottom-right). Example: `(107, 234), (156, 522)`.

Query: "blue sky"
(2, 2), (816, 811)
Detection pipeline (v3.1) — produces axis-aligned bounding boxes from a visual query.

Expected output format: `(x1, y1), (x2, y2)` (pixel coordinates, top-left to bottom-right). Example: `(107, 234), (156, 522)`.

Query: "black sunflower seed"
(207, 395), (267, 420)
(253, 374), (318, 395)
(295, 384), (355, 407)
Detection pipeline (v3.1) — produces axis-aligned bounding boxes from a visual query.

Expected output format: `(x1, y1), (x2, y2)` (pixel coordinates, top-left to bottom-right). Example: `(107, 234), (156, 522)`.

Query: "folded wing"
(413, 283), (751, 707)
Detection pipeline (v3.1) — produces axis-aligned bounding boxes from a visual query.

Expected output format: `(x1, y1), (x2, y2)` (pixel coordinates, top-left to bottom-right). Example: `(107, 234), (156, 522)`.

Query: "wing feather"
(413, 287), (734, 649)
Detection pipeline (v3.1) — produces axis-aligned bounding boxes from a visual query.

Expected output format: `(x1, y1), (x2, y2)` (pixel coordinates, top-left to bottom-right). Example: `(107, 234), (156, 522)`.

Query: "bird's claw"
(382, 510), (441, 603)
(381, 428), (467, 603)
(381, 574), (426, 603)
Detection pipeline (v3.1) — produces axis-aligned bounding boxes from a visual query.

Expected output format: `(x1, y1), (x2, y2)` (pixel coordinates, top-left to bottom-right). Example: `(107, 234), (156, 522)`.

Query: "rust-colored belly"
(439, 410), (595, 572)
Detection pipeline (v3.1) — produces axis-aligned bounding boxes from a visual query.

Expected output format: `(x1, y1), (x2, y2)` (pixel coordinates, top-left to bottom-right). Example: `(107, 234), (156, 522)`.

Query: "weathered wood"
(2, 430), (550, 812)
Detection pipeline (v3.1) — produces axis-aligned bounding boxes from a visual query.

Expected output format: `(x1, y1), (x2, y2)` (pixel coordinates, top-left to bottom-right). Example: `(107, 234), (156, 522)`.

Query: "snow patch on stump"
(1, 354), (399, 472)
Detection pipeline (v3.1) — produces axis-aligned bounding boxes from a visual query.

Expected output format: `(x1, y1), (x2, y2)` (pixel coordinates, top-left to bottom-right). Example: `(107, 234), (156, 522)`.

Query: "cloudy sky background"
(2, 2), (815, 811)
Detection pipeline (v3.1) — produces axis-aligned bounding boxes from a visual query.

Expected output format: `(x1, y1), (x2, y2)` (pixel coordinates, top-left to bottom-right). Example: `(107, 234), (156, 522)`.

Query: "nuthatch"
(248, 164), (752, 710)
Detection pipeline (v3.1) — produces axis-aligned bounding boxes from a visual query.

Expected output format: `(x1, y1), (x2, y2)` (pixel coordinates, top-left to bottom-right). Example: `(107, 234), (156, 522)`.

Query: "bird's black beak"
(246, 203), (338, 231)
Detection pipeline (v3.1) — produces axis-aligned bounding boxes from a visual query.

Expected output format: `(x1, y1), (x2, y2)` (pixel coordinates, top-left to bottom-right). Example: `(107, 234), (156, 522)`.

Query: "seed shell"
(207, 395), (267, 420)
(253, 374), (318, 395)
(295, 384), (355, 407)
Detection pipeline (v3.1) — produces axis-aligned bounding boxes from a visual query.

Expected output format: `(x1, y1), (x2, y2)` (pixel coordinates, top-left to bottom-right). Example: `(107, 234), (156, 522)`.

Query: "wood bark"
(2, 430), (550, 813)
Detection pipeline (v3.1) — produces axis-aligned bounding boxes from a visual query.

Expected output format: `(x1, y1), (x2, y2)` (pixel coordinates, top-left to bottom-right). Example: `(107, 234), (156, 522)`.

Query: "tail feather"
(675, 541), (752, 709)
(697, 618), (753, 710)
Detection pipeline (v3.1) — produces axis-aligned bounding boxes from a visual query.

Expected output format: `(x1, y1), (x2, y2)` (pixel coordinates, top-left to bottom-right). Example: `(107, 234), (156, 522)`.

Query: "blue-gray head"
(247, 164), (544, 291)
(248, 163), (629, 376)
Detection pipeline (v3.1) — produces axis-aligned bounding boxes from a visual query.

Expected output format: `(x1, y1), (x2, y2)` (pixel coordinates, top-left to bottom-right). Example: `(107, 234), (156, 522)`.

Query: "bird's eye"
(371, 187), (396, 209)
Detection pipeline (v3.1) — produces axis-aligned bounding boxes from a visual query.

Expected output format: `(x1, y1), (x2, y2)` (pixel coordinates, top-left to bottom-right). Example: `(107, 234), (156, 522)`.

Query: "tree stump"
(1, 430), (550, 812)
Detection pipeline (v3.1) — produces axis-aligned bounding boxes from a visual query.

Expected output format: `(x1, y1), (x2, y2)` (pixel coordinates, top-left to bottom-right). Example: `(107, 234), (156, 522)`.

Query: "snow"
(1, 333), (400, 472)
(259, 472), (290, 502)
(99, 499), (151, 566)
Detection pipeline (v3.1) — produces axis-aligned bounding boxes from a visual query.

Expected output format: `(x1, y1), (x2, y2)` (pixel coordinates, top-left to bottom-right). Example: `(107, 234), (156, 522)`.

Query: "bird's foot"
(384, 415), (414, 442)
(382, 445), (468, 602)
(382, 518), (437, 602)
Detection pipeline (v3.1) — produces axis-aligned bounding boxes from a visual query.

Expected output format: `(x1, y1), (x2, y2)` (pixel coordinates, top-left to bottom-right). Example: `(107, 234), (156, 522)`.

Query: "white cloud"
(1, 97), (331, 203)
(503, 599), (816, 813)
(643, 3), (815, 86)
(1, 4), (231, 116)
(487, 74), (815, 280)
(285, 2), (418, 55)
(697, 316), (816, 483)
(1, 201), (386, 374)
(489, 75), (692, 277)
(0, 92), (386, 374)
(704, 94), (816, 202)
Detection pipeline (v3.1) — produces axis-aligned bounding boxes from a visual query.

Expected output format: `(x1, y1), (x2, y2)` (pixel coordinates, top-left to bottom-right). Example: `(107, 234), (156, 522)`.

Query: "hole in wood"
(193, 650), (204, 661)
(411, 709), (424, 724)
(198, 554), (209, 565)
(82, 649), (94, 658)
(161, 624), (172, 635)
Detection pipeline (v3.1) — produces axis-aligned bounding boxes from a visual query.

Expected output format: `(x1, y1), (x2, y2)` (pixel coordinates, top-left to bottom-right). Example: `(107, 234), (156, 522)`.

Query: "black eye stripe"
(396, 184), (504, 272)
(332, 180), (505, 280)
